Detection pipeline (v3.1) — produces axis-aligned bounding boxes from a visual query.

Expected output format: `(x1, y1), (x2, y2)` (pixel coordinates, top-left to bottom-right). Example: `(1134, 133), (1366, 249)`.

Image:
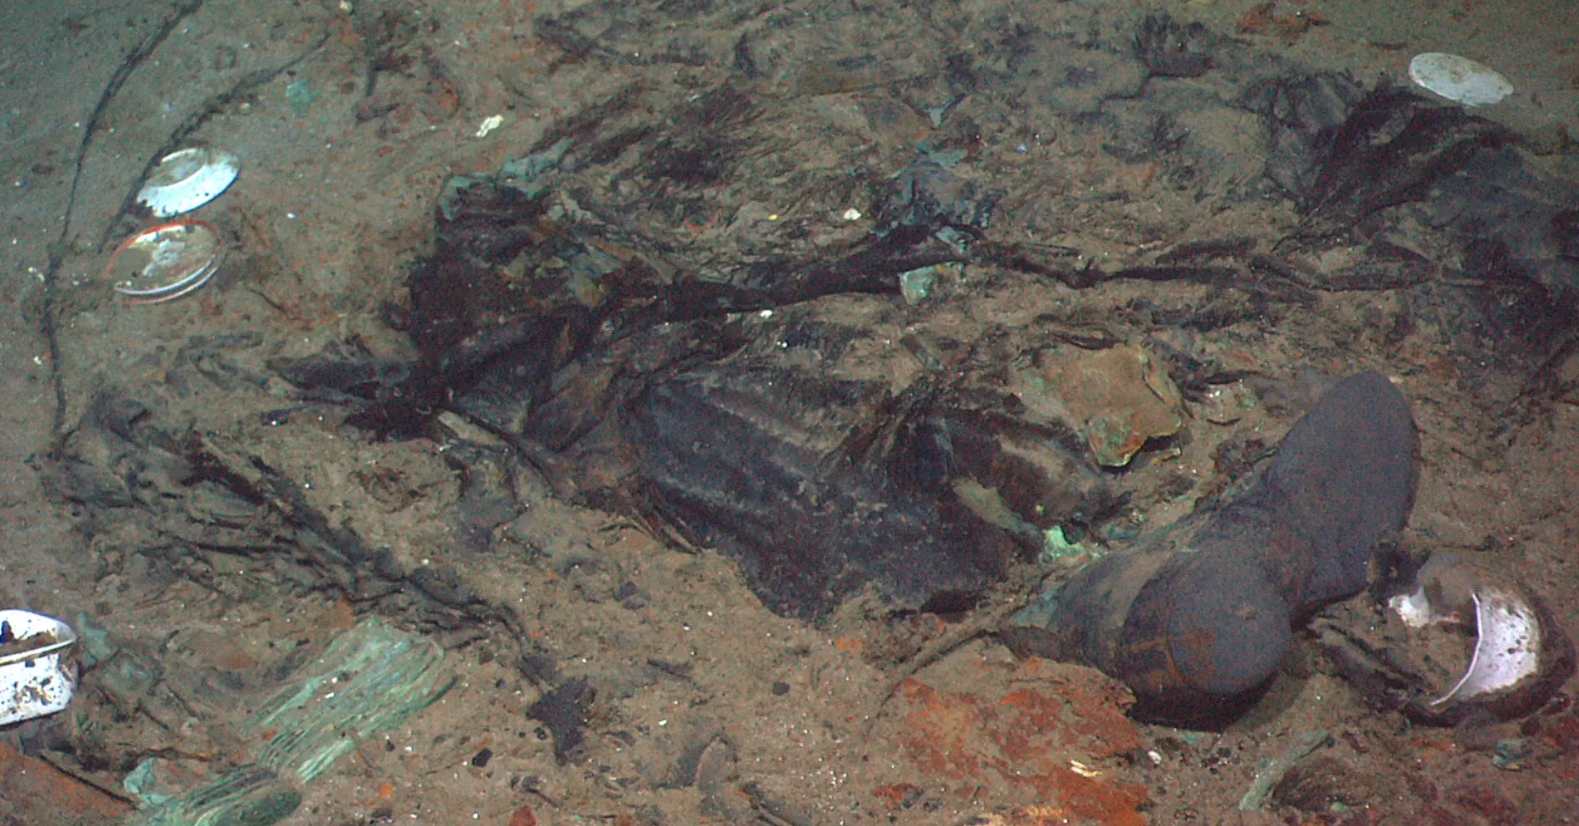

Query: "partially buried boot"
(1001, 371), (1419, 725)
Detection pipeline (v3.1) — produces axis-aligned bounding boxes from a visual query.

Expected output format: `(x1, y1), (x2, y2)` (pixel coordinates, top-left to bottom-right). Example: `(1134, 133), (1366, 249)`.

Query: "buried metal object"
(1002, 372), (1420, 724)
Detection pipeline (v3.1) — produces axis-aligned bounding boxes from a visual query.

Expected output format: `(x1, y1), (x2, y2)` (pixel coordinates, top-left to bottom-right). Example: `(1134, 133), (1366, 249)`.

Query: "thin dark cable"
(41, 0), (207, 444)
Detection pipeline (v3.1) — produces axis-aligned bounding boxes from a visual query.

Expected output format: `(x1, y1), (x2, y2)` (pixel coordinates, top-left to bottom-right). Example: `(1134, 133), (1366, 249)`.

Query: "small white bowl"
(136, 147), (241, 217)
(107, 219), (225, 303)
(0, 610), (79, 727)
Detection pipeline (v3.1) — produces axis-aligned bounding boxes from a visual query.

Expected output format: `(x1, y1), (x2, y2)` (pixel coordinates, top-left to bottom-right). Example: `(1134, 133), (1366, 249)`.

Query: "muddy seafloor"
(2, 0), (1579, 824)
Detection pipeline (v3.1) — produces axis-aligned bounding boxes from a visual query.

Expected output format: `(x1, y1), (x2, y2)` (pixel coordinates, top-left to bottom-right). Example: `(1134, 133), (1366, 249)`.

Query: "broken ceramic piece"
(1433, 584), (1543, 705)
(1318, 552), (1571, 723)
(1386, 554), (1557, 711)
(0, 610), (79, 727)
(1407, 52), (1513, 107)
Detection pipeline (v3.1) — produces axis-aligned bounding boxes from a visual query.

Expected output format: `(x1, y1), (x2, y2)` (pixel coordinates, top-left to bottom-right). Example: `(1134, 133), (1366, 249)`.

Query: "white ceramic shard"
(1386, 585), (1435, 628)
(1386, 552), (1476, 628)
(1381, 553), (1556, 715)
(1408, 52), (1513, 107)
(0, 610), (79, 726)
(137, 146), (241, 217)
(1432, 585), (1543, 706)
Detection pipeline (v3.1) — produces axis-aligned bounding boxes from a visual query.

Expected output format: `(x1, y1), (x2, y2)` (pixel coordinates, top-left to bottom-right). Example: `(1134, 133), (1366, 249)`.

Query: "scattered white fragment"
(1386, 586), (1435, 628)
(1408, 52), (1513, 107)
(841, 207), (862, 221)
(1069, 760), (1102, 778)
(475, 114), (505, 138)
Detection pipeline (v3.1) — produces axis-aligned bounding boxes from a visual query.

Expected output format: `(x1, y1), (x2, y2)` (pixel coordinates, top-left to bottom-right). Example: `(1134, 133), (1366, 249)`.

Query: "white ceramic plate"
(1408, 52), (1513, 107)
(107, 220), (224, 302)
(136, 147), (241, 217)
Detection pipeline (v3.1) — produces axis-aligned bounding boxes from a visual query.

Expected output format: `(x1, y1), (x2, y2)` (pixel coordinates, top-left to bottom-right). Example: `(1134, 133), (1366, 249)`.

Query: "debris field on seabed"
(6, 0), (1579, 824)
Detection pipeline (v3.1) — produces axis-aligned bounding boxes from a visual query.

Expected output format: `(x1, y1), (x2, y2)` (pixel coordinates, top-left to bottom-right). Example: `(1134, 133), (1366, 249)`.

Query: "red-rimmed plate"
(106, 219), (224, 303)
